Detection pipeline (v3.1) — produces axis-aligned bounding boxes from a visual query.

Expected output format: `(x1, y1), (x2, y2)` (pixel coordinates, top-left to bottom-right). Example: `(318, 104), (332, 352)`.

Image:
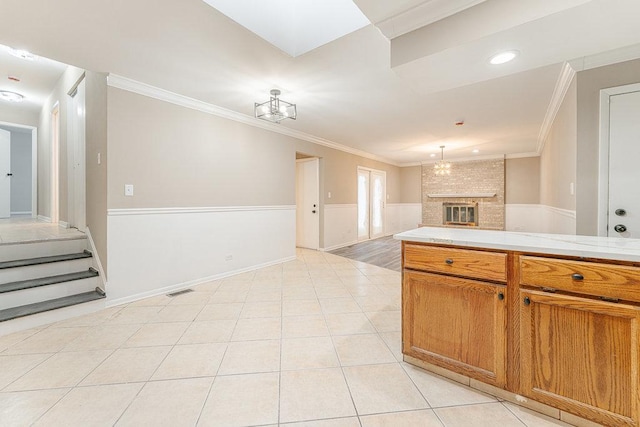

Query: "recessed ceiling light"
(472, 149), (479, 153)
(489, 50), (519, 65)
(430, 153), (436, 158)
(0, 90), (25, 102)
(8, 48), (36, 61)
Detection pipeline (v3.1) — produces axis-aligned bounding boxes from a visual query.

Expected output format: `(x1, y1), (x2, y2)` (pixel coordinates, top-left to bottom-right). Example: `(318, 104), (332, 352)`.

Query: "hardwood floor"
(329, 235), (401, 272)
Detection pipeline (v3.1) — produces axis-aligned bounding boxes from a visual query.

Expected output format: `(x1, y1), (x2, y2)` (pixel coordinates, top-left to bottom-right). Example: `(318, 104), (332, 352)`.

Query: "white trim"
(597, 83), (640, 236)
(107, 205), (296, 216)
(428, 193), (496, 198)
(106, 255), (296, 307)
(58, 221), (69, 229)
(537, 62), (576, 155)
(543, 205), (576, 219)
(505, 152), (540, 160)
(37, 215), (51, 223)
(387, 203), (422, 207)
(85, 226), (107, 290)
(10, 211), (32, 215)
(569, 43), (640, 72)
(107, 74), (400, 167)
(320, 240), (359, 252)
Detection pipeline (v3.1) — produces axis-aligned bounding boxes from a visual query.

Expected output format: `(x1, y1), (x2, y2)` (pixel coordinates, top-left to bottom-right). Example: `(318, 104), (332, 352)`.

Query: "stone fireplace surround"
(421, 158), (505, 230)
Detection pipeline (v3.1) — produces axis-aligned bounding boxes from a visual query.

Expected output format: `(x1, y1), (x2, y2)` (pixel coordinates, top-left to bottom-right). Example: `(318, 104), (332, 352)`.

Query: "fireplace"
(443, 202), (478, 227)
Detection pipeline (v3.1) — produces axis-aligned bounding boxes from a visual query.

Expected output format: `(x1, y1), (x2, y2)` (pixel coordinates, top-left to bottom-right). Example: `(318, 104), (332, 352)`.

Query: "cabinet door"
(403, 270), (507, 387)
(520, 289), (640, 427)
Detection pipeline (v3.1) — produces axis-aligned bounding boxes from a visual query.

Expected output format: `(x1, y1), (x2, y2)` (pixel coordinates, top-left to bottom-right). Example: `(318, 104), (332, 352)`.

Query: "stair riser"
(0, 277), (100, 310)
(0, 258), (93, 284)
(0, 239), (88, 262)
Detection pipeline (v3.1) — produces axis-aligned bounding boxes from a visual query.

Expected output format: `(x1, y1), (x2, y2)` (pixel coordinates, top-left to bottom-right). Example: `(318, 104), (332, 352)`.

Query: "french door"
(357, 167), (385, 241)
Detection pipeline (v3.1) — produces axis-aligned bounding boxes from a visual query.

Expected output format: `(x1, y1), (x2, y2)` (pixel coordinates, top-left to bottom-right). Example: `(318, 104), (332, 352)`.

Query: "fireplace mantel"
(427, 193), (496, 198)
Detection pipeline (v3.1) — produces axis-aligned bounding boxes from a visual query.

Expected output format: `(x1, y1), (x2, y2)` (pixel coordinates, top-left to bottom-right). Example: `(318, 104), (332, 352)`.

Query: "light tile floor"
(0, 217), (85, 245)
(0, 249), (574, 426)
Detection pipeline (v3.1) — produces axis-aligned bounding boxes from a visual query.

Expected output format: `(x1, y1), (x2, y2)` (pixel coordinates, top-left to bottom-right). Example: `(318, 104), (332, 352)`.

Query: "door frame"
(356, 166), (387, 242)
(598, 82), (640, 236)
(0, 121), (38, 218)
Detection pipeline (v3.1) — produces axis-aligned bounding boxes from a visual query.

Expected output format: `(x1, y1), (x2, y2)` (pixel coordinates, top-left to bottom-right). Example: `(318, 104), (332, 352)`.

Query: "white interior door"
(357, 168), (386, 241)
(0, 129), (10, 218)
(357, 169), (370, 240)
(69, 79), (86, 231)
(296, 158), (319, 249)
(608, 90), (640, 238)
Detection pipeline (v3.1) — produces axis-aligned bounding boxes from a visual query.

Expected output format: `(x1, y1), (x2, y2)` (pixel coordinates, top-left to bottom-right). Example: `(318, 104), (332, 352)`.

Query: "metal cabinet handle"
(571, 273), (584, 281)
(523, 296), (531, 306)
(498, 292), (504, 300)
(445, 258), (454, 265)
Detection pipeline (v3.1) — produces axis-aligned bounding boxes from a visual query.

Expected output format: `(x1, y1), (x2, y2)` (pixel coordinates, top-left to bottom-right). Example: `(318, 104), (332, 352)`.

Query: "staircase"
(0, 236), (105, 329)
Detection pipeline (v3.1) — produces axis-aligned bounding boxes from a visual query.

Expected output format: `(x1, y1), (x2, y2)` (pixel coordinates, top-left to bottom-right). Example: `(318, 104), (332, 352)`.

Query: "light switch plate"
(125, 184), (134, 196)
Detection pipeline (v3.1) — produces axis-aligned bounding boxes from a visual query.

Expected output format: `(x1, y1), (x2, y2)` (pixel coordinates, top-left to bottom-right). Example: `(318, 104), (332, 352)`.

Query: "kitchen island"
(395, 227), (640, 427)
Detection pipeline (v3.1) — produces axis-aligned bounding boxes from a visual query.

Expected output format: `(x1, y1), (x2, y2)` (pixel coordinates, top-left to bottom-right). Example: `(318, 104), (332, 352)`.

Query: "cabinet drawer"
(404, 244), (507, 282)
(520, 256), (640, 302)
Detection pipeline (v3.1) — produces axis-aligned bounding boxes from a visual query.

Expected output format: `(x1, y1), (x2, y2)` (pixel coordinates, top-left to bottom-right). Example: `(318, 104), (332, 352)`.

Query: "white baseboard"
(10, 211), (31, 216)
(321, 240), (359, 252)
(58, 221), (69, 229)
(106, 255), (296, 307)
(37, 215), (51, 223)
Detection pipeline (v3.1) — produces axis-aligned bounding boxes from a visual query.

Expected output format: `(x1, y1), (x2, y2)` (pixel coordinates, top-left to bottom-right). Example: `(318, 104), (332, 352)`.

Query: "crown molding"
(421, 153), (505, 165)
(106, 74), (401, 167)
(505, 152), (540, 159)
(569, 43), (640, 72)
(536, 62), (576, 155)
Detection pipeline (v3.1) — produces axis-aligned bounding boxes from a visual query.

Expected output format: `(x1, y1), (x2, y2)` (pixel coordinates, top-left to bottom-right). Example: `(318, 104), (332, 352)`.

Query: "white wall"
(506, 204), (576, 235)
(106, 206), (296, 305)
(322, 202), (422, 251)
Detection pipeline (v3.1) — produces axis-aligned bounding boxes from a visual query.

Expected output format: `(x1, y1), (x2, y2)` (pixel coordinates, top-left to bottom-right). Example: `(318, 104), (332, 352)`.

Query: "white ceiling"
(0, 44), (67, 116)
(1, 0), (640, 164)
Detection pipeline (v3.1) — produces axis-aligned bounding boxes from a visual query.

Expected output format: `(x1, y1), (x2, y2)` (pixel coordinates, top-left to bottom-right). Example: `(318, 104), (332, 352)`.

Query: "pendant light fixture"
(434, 145), (451, 176)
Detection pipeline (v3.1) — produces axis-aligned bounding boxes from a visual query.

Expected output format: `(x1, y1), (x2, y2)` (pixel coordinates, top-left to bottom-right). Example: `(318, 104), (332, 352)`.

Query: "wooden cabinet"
(402, 249), (508, 387)
(402, 241), (640, 426)
(520, 289), (640, 427)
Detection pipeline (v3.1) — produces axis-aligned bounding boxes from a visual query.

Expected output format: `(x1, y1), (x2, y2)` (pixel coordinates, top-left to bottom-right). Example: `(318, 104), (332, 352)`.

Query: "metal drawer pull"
(523, 297), (531, 306)
(498, 292), (504, 300)
(445, 258), (454, 265)
(571, 273), (584, 281)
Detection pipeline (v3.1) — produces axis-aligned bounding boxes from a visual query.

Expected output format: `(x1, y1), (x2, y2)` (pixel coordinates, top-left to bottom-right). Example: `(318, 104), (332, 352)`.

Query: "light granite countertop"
(394, 227), (640, 263)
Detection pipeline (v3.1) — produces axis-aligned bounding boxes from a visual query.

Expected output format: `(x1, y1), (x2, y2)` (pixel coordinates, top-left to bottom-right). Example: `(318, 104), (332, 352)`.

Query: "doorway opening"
(0, 122), (37, 219)
(357, 167), (386, 241)
(296, 154), (319, 250)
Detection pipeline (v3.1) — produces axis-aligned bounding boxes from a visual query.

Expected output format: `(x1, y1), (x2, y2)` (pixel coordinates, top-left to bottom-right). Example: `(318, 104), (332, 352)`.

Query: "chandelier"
(254, 89), (297, 123)
(434, 145), (451, 176)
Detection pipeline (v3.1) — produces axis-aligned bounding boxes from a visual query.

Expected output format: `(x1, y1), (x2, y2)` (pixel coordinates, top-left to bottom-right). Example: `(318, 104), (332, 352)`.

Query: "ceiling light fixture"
(254, 89), (297, 123)
(434, 145), (451, 176)
(472, 149), (479, 153)
(489, 50), (519, 65)
(8, 48), (36, 61)
(0, 90), (25, 102)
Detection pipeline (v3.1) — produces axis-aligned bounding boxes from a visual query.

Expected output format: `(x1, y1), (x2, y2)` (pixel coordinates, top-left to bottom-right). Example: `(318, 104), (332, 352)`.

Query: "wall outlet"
(225, 254), (233, 261)
(125, 184), (134, 196)
(97, 152), (101, 165)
